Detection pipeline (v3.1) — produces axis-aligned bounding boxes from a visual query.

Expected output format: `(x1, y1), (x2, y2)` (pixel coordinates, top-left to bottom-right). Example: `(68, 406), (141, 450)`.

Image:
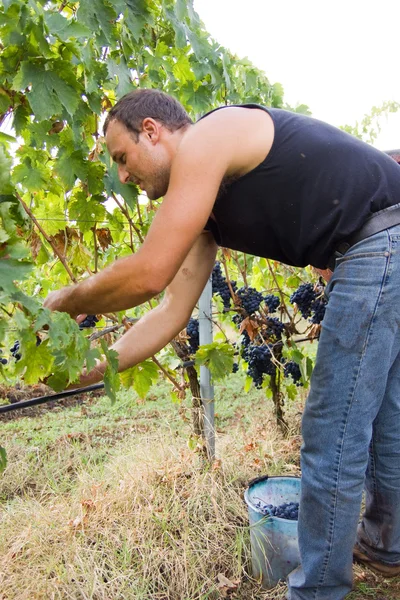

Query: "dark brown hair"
(103, 89), (193, 139)
(385, 149), (400, 165)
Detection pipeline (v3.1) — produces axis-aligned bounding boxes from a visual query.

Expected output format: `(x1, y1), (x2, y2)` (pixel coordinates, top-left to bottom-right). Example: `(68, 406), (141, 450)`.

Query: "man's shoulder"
(187, 105), (275, 177)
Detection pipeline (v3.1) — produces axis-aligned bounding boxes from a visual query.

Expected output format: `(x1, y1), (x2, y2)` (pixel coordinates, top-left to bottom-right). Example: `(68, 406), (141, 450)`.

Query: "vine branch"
(17, 192), (77, 283)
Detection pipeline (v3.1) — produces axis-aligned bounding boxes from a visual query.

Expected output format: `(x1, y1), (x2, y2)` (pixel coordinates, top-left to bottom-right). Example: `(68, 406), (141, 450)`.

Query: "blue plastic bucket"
(244, 475), (301, 588)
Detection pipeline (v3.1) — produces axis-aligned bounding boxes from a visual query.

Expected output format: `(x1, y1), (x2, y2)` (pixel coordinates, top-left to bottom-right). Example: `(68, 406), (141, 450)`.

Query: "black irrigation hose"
(0, 361), (197, 415)
(0, 383), (105, 414)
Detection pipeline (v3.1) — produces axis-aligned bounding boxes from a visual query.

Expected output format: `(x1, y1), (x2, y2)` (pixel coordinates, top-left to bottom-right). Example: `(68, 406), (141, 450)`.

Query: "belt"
(327, 203), (400, 271)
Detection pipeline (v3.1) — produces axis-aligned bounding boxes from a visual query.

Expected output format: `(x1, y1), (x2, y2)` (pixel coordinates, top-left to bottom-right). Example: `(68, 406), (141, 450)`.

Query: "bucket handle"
(247, 474), (269, 488)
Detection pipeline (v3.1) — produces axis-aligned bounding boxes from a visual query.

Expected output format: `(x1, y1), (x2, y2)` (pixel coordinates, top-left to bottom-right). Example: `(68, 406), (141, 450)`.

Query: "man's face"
(105, 119), (171, 200)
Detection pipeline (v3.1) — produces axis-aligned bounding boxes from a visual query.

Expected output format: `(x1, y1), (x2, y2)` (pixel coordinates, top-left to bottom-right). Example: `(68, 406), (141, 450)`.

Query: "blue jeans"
(288, 225), (400, 599)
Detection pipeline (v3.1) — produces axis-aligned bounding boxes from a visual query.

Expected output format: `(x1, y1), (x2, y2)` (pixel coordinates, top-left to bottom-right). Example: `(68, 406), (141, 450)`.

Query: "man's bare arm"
(72, 232), (218, 387)
(44, 108), (273, 317)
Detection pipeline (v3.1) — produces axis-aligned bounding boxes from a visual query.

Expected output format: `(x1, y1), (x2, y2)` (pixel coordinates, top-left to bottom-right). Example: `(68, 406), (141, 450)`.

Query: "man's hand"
(66, 232), (217, 387)
(44, 286), (77, 317)
(67, 359), (106, 389)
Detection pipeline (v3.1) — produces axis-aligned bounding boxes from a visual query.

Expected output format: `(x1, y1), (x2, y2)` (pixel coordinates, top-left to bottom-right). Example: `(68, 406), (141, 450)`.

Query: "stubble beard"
(146, 165), (171, 200)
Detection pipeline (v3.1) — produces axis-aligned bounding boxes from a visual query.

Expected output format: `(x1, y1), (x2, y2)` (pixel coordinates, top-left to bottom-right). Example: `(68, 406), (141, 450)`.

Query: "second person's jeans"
(288, 225), (400, 599)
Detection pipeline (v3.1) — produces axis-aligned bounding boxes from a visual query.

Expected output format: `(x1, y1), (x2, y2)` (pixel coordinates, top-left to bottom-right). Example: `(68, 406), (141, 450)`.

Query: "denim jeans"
(288, 225), (400, 600)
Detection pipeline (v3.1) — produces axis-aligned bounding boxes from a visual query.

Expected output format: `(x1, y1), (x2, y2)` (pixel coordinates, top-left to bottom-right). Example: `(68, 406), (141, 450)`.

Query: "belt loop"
(336, 242), (350, 255)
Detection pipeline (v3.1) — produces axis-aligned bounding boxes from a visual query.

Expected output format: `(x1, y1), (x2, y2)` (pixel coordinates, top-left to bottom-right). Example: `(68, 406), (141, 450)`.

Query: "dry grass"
(0, 389), (300, 600)
(1, 383), (399, 599)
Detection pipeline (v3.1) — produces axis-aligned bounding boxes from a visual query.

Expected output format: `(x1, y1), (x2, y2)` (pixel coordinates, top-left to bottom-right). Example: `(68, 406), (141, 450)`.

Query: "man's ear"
(141, 118), (160, 143)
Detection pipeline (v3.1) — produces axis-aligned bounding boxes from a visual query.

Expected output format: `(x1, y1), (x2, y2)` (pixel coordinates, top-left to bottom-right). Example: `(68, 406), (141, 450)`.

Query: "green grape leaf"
(33, 307), (53, 331)
(44, 12), (70, 35)
(32, 191), (66, 235)
(285, 382), (298, 401)
(69, 240), (91, 270)
(306, 356), (314, 380)
(120, 359), (159, 398)
(195, 342), (235, 380)
(0, 145), (14, 195)
(0, 259), (33, 293)
(46, 370), (69, 392)
(100, 340), (120, 403)
(106, 57), (133, 98)
(48, 313), (89, 384)
(77, 0), (116, 44)
(163, 5), (187, 47)
(172, 54), (195, 82)
(69, 191), (106, 232)
(103, 159), (138, 210)
(2, 0), (18, 13)
(12, 158), (50, 192)
(84, 347), (102, 374)
(244, 375), (253, 393)
(0, 132), (16, 143)
(87, 163), (106, 195)
(55, 150), (88, 189)
(123, 0), (153, 40)
(13, 62), (80, 121)
(11, 291), (41, 315)
(289, 349), (304, 365)
(19, 341), (54, 384)
(44, 12), (92, 40)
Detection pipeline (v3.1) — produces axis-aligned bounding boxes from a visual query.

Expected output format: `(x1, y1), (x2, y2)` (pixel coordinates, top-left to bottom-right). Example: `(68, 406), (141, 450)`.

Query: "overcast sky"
(194, 0), (400, 151)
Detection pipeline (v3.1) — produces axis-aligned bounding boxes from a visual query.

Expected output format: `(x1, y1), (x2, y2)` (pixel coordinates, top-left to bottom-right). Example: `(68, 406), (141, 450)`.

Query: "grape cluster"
(265, 317), (285, 340)
(8, 335), (42, 363)
(290, 283), (317, 318)
(211, 262), (237, 310)
(247, 343), (276, 388)
(290, 283), (328, 323)
(79, 315), (99, 329)
(237, 286), (264, 315)
(240, 330), (251, 359)
(284, 361), (303, 386)
(254, 500), (299, 520)
(232, 313), (244, 328)
(310, 298), (327, 324)
(264, 294), (280, 313)
(10, 341), (21, 361)
(186, 318), (199, 354)
(0, 349), (7, 365)
(232, 362), (239, 373)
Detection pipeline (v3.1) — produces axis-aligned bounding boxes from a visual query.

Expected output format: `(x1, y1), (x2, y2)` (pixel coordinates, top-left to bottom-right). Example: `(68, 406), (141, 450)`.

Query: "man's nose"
(118, 164), (130, 184)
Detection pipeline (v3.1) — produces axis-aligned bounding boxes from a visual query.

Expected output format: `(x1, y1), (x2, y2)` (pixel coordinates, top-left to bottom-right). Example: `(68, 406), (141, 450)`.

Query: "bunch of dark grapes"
(232, 313), (244, 328)
(0, 349), (7, 365)
(290, 282), (329, 325)
(240, 330), (251, 361)
(247, 343), (276, 388)
(310, 297), (327, 324)
(211, 262), (236, 310)
(284, 361), (303, 386)
(10, 341), (21, 361)
(186, 318), (199, 354)
(265, 317), (285, 340)
(264, 294), (280, 313)
(254, 500), (299, 520)
(79, 315), (99, 329)
(8, 336), (41, 363)
(237, 286), (263, 315)
(290, 283), (317, 318)
(232, 363), (239, 373)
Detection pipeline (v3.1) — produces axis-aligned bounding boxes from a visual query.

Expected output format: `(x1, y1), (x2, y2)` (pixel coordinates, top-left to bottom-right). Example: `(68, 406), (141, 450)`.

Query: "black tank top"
(201, 105), (400, 269)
